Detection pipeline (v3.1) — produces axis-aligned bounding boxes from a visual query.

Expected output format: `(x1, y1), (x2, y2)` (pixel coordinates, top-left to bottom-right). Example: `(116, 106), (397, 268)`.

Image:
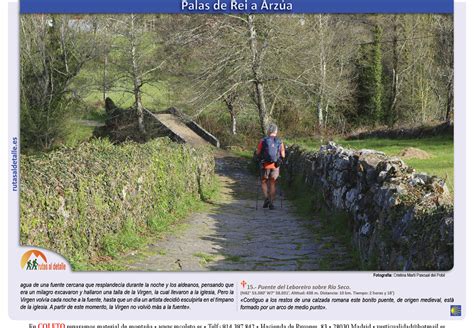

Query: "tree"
(355, 21), (384, 126)
(98, 18), (114, 103)
(247, 14), (272, 134)
(20, 15), (97, 150)
(433, 15), (454, 123)
(166, 14), (276, 135)
(372, 24), (384, 123)
(109, 14), (165, 134)
(293, 15), (357, 134)
(385, 16), (399, 125)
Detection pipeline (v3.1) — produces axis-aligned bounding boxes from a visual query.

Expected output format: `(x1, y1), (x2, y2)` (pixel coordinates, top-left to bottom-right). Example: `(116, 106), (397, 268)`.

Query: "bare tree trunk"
(316, 14), (327, 132)
(316, 66), (326, 131)
(389, 69), (399, 121)
(230, 108), (237, 135)
(324, 102), (329, 128)
(102, 53), (108, 102)
(317, 98), (324, 132)
(248, 15), (270, 135)
(130, 14), (146, 134)
(445, 78), (453, 123)
(135, 91), (145, 133)
(388, 17), (400, 125)
(420, 85), (427, 123)
(224, 94), (237, 135)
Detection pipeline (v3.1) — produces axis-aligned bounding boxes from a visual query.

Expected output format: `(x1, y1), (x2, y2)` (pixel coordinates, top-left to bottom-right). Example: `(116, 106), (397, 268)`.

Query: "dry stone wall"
(283, 143), (453, 271)
(20, 139), (215, 268)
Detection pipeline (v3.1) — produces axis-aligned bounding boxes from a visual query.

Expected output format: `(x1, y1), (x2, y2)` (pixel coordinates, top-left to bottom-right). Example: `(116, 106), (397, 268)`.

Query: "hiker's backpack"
(261, 136), (282, 164)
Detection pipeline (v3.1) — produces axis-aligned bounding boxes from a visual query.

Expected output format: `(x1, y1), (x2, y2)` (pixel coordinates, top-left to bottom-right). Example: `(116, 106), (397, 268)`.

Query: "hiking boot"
(269, 202), (276, 210)
(263, 198), (270, 208)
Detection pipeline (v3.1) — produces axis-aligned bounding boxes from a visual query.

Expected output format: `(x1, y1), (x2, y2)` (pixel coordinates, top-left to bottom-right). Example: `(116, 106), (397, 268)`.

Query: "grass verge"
(282, 175), (361, 270)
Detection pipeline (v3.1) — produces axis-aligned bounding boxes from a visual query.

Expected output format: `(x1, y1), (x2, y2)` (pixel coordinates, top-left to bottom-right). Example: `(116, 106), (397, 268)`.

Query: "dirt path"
(124, 151), (356, 271)
(75, 119), (105, 127)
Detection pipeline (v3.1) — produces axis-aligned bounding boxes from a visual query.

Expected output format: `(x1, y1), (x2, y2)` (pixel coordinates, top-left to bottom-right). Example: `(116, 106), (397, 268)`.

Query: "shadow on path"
(124, 151), (356, 271)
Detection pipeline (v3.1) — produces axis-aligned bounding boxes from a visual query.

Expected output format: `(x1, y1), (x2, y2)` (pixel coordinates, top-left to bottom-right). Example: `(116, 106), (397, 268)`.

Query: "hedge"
(20, 138), (215, 269)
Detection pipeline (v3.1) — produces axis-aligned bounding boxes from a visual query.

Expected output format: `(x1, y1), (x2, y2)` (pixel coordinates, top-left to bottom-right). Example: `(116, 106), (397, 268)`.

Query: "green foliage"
(355, 24), (384, 126)
(231, 149), (254, 160)
(20, 16), (95, 151)
(80, 107), (108, 123)
(102, 219), (146, 258)
(20, 138), (216, 270)
(63, 124), (95, 148)
(372, 25), (384, 122)
(198, 175), (221, 203)
(21, 15), (454, 152)
(193, 252), (217, 266)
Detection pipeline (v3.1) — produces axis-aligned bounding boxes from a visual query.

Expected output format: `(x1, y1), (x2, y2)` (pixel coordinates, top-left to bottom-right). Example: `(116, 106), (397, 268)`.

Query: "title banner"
(21, 0), (453, 14)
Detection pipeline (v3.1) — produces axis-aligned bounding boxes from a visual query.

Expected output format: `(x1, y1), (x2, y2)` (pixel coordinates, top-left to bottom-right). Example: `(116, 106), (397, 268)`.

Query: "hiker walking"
(32, 259), (38, 270)
(256, 123), (285, 210)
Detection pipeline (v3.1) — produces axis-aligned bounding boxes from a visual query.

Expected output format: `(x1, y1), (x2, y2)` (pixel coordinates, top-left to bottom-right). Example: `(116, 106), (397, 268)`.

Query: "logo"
(20, 250), (67, 271)
(21, 250), (47, 270)
(450, 305), (462, 317)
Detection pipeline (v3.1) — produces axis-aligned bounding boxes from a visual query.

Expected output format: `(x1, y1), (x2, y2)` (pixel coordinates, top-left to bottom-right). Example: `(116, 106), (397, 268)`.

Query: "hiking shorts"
(261, 167), (280, 181)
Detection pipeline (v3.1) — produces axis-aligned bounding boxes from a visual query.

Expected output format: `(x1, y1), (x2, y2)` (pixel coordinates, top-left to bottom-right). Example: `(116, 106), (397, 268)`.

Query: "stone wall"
(283, 143), (453, 271)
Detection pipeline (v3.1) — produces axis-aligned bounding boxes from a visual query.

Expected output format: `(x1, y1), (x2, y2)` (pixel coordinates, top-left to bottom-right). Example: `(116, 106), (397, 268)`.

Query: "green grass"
(199, 174), (222, 203)
(62, 79), (169, 147)
(59, 79), (171, 150)
(60, 75), (169, 150)
(101, 219), (147, 259)
(282, 175), (361, 270)
(81, 108), (108, 122)
(63, 124), (95, 148)
(231, 149), (254, 160)
(86, 177), (220, 271)
(194, 252), (217, 266)
(288, 135), (454, 192)
(76, 193), (214, 271)
(84, 82), (171, 111)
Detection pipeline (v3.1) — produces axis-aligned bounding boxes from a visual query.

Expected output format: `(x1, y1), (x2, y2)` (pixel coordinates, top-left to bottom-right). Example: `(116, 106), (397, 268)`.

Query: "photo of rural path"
(19, 14), (453, 271)
(123, 151), (357, 271)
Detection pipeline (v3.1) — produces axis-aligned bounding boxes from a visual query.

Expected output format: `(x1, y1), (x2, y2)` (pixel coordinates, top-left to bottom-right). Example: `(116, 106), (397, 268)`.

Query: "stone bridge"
(95, 97), (219, 148)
